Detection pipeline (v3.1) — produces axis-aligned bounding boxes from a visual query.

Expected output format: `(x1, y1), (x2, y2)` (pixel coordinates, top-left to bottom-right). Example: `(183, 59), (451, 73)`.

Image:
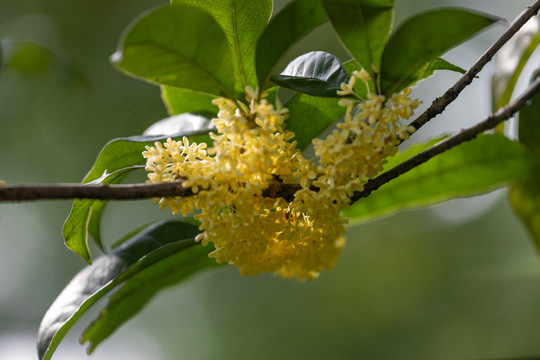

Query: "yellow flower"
(143, 74), (421, 280)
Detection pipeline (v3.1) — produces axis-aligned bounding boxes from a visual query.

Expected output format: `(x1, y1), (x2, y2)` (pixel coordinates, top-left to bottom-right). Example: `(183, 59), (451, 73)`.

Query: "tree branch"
(1, 2), (539, 204)
(0, 178), (301, 203)
(0, 182), (193, 202)
(2, 76), (540, 203)
(409, 0), (540, 132)
(351, 75), (540, 202)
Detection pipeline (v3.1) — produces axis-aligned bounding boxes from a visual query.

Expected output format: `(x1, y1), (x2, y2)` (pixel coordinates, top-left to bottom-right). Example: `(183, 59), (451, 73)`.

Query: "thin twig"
(409, 0), (540, 131)
(350, 75), (540, 202)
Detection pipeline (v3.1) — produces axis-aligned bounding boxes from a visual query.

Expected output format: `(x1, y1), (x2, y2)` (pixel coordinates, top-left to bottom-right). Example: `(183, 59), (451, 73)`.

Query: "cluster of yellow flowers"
(143, 70), (420, 279)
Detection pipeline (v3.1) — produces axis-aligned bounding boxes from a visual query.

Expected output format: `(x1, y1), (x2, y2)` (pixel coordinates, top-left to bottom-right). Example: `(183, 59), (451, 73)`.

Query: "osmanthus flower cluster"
(143, 71), (421, 279)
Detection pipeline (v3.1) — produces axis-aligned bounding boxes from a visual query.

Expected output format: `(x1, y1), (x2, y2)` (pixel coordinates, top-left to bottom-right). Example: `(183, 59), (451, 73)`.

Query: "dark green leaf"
(80, 231), (220, 353)
(380, 8), (498, 96)
(172, 0), (272, 98)
(322, 0), (394, 78)
(38, 220), (215, 360)
(408, 57), (466, 87)
(160, 86), (218, 116)
(271, 51), (349, 97)
(517, 71), (540, 159)
(111, 221), (160, 249)
(256, 0), (328, 89)
(264, 86), (280, 109)
(112, 4), (235, 98)
(343, 134), (540, 223)
(510, 72), (540, 249)
(63, 167), (138, 262)
(285, 93), (345, 150)
(64, 132), (211, 263)
(510, 178), (540, 251)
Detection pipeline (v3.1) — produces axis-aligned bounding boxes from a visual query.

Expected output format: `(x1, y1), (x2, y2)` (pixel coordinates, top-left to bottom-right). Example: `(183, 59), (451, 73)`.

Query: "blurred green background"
(1, 0), (540, 359)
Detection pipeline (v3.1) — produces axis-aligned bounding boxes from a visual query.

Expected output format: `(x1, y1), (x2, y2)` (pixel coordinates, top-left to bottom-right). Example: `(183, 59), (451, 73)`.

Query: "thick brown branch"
(0, 182), (193, 202)
(351, 75), (540, 202)
(409, 0), (540, 131)
(0, 179), (301, 203)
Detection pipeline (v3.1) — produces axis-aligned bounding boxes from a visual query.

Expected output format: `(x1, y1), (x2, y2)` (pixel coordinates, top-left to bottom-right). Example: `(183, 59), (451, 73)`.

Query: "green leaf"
(380, 8), (499, 96)
(172, 0), (272, 98)
(161, 86), (218, 116)
(271, 51), (350, 97)
(492, 17), (540, 110)
(342, 59), (373, 99)
(63, 167), (138, 261)
(64, 132), (211, 263)
(256, 0), (328, 89)
(80, 230), (220, 353)
(510, 178), (540, 251)
(343, 134), (540, 223)
(143, 113), (215, 136)
(322, 0), (394, 78)
(510, 73), (540, 249)
(518, 72), (540, 159)
(38, 220), (217, 360)
(6, 41), (53, 75)
(112, 4), (235, 98)
(285, 93), (345, 150)
(408, 57), (466, 87)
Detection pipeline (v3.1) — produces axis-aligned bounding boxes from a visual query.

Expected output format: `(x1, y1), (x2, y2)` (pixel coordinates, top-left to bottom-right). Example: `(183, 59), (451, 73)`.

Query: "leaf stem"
(409, 0), (540, 132)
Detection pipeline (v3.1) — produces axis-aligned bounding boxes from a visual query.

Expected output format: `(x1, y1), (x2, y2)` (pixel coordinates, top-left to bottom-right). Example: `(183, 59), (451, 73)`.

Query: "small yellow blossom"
(143, 73), (421, 280)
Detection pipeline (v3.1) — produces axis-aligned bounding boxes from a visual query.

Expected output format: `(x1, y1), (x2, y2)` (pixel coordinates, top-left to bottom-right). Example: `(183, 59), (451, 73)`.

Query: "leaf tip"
(109, 51), (123, 66)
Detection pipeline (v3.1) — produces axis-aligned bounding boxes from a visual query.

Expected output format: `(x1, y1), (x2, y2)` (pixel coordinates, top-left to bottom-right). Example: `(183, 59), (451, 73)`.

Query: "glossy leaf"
(63, 167), (137, 260)
(256, 0), (328, 89)
(143, 113), (215, 136)
(172, 0), (272, 98)
(80, 232), (220, 353)
(112, 4), (235, 98)
(343, 134), (540, 223)
(38, 220), (214, 360)
(380, 8), (498, 96)
(271, 51), (350, 97)
(161, 86), (218, 116)
(322, 0), (394, 78)
(510, 74), (540, 248)
(64, 132), (211, 263)
(285, 93), (345, 150)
